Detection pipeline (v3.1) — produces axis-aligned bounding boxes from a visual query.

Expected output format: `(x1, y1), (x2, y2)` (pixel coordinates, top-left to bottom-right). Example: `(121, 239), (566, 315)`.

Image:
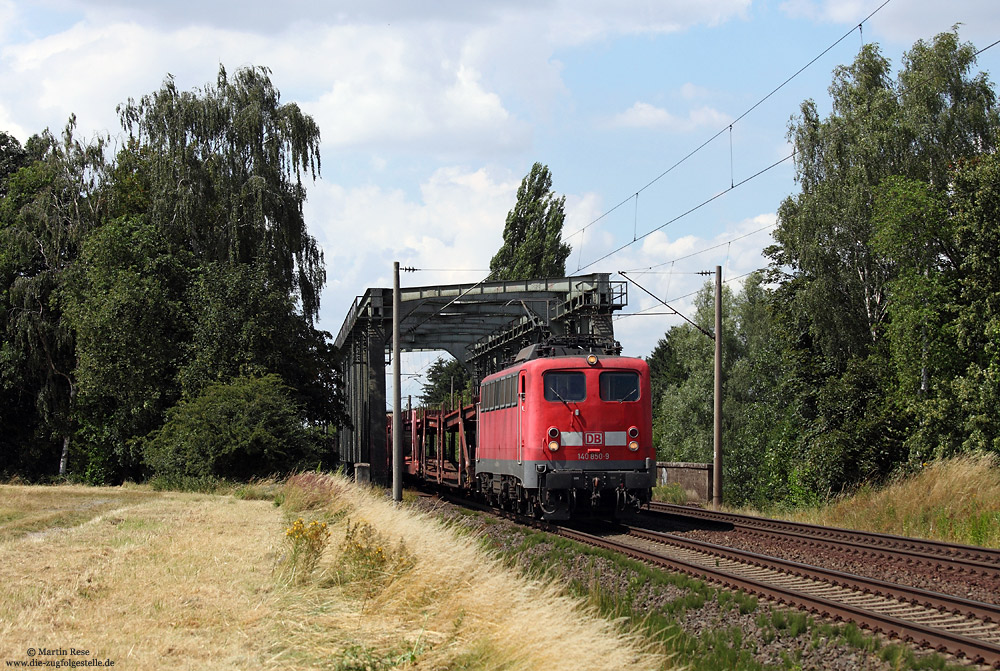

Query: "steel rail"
(426, 490), (1000, 665)
(556, 525), (1000, 667)
(644, 508), (1000, 581)
(623, 526), (1000, 624)
(648, 502), (1000, 568)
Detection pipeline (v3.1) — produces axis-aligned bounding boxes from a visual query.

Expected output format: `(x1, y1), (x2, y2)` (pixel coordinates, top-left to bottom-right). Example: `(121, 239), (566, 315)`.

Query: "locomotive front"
(477, 352), (656, 520)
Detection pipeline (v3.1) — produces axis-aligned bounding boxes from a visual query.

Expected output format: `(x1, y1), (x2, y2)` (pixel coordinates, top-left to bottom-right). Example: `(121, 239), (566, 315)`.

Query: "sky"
(2, 0), (998, 401)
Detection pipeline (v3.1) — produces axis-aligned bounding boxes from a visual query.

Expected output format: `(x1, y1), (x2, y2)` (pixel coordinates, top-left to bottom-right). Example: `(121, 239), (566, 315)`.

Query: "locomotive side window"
(543, 371), (586, 402)
(599, 371), (640, 402)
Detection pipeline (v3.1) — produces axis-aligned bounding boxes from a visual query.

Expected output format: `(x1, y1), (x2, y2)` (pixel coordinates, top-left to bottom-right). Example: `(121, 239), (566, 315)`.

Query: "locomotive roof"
(481, 353), (647, 382)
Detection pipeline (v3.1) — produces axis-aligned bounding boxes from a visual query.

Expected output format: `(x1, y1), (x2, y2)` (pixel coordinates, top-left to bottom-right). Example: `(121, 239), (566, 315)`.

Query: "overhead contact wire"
(578, 151), (794, 272)
(562, 0), (894, 254)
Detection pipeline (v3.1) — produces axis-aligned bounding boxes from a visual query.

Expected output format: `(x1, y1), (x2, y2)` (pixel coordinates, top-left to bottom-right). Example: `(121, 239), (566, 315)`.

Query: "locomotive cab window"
(599, 371), (640, 402)
(543, 371), (586, 402)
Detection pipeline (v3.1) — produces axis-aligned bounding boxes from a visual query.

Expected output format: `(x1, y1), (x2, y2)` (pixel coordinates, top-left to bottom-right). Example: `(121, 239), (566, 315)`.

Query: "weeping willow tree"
(116, 65), (326, 319)
(0, 121), (108, 476)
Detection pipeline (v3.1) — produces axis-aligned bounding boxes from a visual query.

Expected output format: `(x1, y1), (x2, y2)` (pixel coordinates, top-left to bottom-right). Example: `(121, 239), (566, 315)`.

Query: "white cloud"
(591, 212), (776, 357)
(0, 102), (29, 141)
(611, 101), (732, 132)
(308, 165), (521, 328)
(680, 82), (712, 100)
(546, 0), (751, 45)
(56, 0), (751, 41)
(0, 0), (17, 42)
(779, 0), (1000, 48)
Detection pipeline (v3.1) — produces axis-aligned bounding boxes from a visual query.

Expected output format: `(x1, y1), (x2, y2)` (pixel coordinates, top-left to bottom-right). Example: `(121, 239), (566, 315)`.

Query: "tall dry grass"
(0, 478), (668, 669)
(276, 472), (664, 671)
(786, 454), (1000, 547)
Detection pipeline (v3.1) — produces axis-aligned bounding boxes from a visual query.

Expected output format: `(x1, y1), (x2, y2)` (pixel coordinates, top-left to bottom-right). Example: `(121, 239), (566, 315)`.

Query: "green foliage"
(63, 216), (191, 481)
(1, 66), (347, 482)
(117, 65), (325, 319)
(144, 374), (325, 480)
(0, 119), (107, 476)
(0, 131), (27, 197)
(651, 482), (687, 504)
(419, 356), (472, 408)
(735, 29), (1000, 504)
(653, 282), (743, 464)
(489, 162), (571, 280)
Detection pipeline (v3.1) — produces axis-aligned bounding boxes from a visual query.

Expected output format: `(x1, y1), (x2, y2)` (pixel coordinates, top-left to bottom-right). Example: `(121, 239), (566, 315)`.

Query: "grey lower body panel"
(476, 458), (655, 490)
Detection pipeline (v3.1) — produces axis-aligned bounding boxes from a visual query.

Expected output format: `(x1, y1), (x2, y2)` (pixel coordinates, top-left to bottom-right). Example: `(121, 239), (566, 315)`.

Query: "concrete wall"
(656, 461), (712, 504)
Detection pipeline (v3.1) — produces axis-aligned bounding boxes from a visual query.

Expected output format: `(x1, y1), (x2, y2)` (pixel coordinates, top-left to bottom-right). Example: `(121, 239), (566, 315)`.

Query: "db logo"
(584, 432), (603, 445)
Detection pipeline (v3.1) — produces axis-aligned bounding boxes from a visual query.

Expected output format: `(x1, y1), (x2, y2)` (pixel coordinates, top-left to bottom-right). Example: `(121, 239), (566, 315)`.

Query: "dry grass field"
(0, 479), (662, 670)
(0, 485), (284, 668)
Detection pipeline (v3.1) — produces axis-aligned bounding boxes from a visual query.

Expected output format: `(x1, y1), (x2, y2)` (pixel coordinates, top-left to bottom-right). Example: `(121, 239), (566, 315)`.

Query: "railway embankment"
(417, 456), (1000, 670)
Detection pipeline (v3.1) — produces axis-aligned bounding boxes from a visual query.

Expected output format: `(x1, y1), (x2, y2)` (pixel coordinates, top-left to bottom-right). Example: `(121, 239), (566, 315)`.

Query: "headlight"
(586, 354), (599, 366)
(547, 427), (560, 451)
(628, 426), (639, 439)
(628, 440), (640, 452)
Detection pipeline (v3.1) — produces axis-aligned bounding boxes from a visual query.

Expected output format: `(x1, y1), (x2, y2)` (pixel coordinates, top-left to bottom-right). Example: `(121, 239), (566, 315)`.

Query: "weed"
(283, 517), (331, 584)
(233, 477), (281, 501)
(652, 482), (688, 504)
(720, 589), (758, 615)
(333, 643), (425, 671)
(330, 519), (414, 601)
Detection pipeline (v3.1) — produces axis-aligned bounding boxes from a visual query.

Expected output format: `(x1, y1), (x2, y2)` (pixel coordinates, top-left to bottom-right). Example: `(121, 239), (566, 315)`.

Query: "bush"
(144, 374), (324, 480)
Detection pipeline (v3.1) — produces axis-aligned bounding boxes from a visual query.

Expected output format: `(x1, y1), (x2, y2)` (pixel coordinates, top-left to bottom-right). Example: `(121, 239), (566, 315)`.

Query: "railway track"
(424, 490), (1000, 665)
(564, 522), (1000, 667)
(647, 502), (1000, 576)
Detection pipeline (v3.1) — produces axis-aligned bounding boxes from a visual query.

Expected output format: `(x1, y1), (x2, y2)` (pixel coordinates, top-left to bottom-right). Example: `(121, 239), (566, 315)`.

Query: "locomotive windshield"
(544, 371), (586, 402)
(599, 371), (640, 402)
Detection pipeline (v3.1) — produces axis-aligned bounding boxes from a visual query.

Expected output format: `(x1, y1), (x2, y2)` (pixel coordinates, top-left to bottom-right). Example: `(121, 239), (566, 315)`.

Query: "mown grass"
(771, 454), (1000, 548)
(0, 483), (159, 542)
(3, 476), (656, 670)
(0, 487), (283, 668)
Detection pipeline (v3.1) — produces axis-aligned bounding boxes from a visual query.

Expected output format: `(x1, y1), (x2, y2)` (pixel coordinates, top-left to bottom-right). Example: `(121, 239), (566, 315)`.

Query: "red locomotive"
(399, 343), (656, 519)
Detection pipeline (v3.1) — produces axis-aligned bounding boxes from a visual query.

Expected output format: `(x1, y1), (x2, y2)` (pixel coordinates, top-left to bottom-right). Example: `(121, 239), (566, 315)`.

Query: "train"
(397, 343), (657, 520)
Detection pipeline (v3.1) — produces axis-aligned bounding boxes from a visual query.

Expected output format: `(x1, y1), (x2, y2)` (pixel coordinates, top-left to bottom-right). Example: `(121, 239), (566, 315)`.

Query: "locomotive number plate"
(576, 452), (611, 461)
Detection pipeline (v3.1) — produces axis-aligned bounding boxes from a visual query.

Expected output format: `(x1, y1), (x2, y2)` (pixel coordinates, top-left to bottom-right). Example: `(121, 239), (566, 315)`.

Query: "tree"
(490, 163), (571, 280)
(0, 132), (27, 197)
(874, 155), (1000, 460)
(0, 120), (107, 476)
(762, 29), (998, 498)
(1, 67), (346, 482)
(419, 357), (471, 408)
(654, 282), (743, 464)
(144, 374), (324, 482)
(116, 65), (326, 319)
(62, 216), (191, 482)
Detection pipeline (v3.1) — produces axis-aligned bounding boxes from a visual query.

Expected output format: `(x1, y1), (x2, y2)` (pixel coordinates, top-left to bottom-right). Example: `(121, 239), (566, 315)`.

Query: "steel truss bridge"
(333, 273), (627, 483)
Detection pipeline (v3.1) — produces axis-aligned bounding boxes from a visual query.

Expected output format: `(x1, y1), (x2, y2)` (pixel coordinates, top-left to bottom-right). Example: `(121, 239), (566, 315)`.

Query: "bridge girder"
(333, 273), (626, 482)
